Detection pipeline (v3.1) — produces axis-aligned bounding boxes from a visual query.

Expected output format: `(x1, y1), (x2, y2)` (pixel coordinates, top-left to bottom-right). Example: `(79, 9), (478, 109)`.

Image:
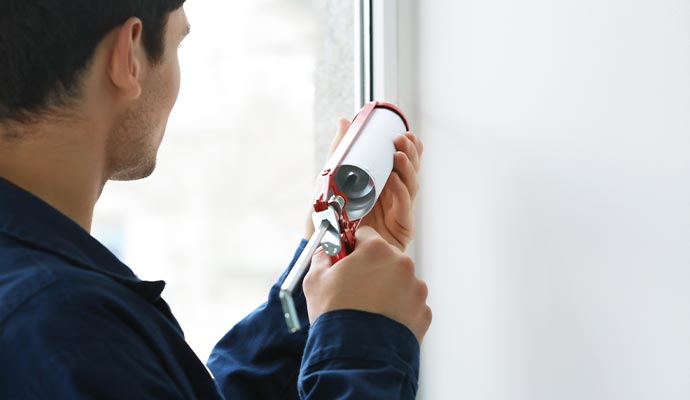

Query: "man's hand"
(303, 226), (432, 343)
(361, 126), (423, 252)
(305, 118), (424, 252)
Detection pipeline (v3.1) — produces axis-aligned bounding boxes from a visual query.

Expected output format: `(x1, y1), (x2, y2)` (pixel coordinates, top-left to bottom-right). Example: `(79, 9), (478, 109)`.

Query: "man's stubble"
(107, 80), (167, 182)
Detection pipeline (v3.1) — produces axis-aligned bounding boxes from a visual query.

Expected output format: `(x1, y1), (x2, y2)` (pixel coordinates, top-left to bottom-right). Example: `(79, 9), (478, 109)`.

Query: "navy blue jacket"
(0, 177), (419, 399)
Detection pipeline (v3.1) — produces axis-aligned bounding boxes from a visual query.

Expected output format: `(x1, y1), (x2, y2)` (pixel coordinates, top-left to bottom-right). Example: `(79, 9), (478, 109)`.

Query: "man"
(0, 1), (431, 399)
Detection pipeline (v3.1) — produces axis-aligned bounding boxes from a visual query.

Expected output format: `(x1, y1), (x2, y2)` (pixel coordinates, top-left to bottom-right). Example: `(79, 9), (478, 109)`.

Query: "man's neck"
(0, 122), (108, 232)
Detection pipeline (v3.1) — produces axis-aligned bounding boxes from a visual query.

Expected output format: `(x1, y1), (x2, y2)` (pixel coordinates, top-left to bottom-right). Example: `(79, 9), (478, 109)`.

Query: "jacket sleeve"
(299, 310), (420, 400)
(208, 240), (421, 400)
(207, 240), (311, 400)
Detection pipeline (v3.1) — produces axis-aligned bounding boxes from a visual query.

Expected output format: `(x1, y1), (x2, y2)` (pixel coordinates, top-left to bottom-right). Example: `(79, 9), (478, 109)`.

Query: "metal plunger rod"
(279, 220), (330, 333)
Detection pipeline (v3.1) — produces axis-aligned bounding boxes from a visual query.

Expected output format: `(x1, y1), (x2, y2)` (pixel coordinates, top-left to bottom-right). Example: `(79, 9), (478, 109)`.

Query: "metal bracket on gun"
(279, 196), (345, 333)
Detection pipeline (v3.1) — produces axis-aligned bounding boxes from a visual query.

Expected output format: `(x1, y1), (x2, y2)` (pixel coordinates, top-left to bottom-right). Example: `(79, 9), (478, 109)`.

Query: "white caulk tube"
(280, 102), (410, 333)
(332, 105), (409, 220)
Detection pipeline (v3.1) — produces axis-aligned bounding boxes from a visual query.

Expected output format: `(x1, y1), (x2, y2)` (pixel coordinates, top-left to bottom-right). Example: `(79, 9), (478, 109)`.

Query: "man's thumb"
(311, 247), (333, 271)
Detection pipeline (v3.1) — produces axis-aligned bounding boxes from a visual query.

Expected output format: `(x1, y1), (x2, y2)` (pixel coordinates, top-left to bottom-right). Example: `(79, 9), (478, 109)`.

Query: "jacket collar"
(0, 177), (165, 301)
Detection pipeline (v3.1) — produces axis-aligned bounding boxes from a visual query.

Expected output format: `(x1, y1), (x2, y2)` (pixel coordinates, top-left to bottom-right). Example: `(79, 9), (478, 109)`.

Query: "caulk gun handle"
(331, 223), (358, 263)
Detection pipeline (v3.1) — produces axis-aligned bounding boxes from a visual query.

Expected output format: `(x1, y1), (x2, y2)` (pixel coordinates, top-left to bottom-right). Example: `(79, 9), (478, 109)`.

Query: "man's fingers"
(328, 117), (351, 156)
(387, 172), (413, 212)
(379, 182), (395, 211)
(393, 151), (419, 201)
(304, 247), (331, 303)
(385, 173), (414, 244)
(353, 225), (383, 244)
(310, 247), (333, 272)
(405, 132), (424, 159)
(394, 134), (421, 172)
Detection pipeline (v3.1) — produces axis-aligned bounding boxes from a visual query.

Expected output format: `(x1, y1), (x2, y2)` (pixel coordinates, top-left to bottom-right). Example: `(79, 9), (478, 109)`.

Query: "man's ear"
(108, 17), (144, 100)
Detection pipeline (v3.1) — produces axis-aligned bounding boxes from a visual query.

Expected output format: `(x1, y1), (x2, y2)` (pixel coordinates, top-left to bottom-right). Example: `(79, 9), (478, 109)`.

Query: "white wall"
(398, 0), (690, 399)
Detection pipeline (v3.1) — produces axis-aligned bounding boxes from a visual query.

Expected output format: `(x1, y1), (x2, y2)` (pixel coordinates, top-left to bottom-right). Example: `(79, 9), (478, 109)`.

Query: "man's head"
(0, 0), (189, 180)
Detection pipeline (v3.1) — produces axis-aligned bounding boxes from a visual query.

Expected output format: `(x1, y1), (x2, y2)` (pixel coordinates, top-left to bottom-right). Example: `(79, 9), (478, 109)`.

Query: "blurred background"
(93, 0), (354, 360)
(94, 0), (690, 399)
(397, 0), (690, 399)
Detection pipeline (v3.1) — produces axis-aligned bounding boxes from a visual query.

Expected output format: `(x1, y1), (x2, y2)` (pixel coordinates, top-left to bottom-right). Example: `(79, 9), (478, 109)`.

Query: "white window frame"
(355, 0), (419, 259)
(354, 0), (401, 109)
(355, 2), (425, 397)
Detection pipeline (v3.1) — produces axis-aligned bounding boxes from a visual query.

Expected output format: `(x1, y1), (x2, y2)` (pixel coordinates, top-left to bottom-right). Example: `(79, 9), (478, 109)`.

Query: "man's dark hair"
(0, 0), (186, 123)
